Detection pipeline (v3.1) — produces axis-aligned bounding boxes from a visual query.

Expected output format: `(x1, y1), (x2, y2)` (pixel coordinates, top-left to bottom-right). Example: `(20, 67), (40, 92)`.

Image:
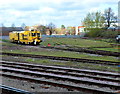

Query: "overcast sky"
(0, 0), (118, 27)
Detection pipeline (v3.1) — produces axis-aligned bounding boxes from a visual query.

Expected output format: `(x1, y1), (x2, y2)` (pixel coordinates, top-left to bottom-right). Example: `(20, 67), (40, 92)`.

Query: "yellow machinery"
(9, 29), (42, 45)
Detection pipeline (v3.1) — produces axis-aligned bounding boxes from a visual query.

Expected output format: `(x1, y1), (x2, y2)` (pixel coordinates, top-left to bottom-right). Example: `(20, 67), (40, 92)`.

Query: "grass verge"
(41, 38), (111, 48)
(2, 55), (119, 73)
(2, 49), (119, 62)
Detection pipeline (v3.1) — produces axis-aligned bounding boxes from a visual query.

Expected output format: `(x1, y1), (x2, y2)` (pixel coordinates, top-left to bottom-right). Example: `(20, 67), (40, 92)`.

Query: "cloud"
(0, 0), (118, 27)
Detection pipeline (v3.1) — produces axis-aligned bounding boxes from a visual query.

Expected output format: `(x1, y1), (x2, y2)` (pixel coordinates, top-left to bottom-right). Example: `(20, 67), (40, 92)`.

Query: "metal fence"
(1, 34), (85, 40)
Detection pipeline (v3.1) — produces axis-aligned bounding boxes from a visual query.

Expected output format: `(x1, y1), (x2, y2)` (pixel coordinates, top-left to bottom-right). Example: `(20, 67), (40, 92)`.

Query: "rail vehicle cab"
(9, 29), (42, 45)
(28, 29), (42, 45)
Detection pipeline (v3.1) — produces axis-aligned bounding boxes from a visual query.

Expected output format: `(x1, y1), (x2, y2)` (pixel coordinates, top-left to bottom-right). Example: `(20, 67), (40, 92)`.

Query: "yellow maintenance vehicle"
(9, 28), (42, 45)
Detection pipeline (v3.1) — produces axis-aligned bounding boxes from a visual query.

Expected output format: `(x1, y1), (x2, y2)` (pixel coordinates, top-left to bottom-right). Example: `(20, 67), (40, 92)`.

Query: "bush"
(100, 30), (119, 38)
(84, 28), (105, 37)
(84, 28), (119, 38)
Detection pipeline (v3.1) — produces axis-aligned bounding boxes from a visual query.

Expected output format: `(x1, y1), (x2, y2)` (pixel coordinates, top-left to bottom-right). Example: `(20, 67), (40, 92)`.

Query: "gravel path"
(2, 76), (91, 94)
(2, 76), (72, 92)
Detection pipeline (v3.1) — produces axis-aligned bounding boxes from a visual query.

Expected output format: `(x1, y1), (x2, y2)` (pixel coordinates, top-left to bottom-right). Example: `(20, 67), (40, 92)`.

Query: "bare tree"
(1, 23), (5, 27)
(21, 23), (26, 29)
(37, 25), (47, 35)
(11, 23), (16, 29)
(104, 8), (117, 28)
(47, 22), (56, 35)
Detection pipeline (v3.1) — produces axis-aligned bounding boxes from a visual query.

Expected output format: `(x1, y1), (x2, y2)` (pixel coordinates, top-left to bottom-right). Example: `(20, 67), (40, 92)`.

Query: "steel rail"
(1, 66), (120, 90)
(2, 64), (120, 83)
(41, 46), (120, 57)
(0, 85), (33, 94)
(1, 61), (120, 78)
(1, 52), (120, 66)
(1, 72), (117, 94)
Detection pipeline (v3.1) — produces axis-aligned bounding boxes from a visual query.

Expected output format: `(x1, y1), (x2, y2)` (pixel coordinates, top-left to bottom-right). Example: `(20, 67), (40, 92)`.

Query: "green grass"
(1, 37), (119, 72)
(41, 38), (120, 52)
(92, 47), (120, 52)
(2, 55), (119, 72)
(26, 58), (119, 72)
(1, 38), (119, 62)
(0, 39), (10, 42)
(2, 48), (119, 62)
(99, 39), (116, 43)
(41, 38), (111, 48)
(1, 39), (20, 47)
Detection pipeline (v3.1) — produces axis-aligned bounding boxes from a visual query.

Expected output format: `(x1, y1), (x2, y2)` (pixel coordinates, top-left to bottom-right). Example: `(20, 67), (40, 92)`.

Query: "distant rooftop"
(0, 27), (24, 36)
(0, 27), (24, 32)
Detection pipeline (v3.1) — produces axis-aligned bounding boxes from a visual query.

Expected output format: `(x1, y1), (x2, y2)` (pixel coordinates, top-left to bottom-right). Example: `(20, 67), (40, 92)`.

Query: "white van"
(116, 35), (120, 43)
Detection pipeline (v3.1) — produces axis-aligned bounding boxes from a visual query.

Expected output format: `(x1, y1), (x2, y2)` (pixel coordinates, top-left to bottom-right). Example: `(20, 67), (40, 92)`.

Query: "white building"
(75, 26), (85, 35)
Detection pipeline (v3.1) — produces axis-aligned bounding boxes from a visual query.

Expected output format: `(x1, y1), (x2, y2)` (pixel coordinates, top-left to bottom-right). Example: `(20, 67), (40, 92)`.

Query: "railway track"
(1, 60), (120, 94)
(1, 52), (120, 66)
(0, 85), (32, 94)
(41, 46), (120, 57)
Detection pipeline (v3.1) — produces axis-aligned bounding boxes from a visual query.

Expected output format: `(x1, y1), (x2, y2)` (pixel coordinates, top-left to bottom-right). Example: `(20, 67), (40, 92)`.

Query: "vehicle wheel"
(12, 38), (14, 42)
(34, 41), (37, 45)
(36, 42), (40, 45)
(18, 41), (20, 43)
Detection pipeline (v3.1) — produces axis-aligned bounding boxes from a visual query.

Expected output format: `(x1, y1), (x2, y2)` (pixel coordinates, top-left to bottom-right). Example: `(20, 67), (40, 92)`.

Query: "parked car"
(116, 35), (120, 43)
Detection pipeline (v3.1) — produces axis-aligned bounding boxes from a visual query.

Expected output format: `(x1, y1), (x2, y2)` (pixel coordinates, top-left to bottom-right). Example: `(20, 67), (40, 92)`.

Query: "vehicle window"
(32, 33), (36, 36)
(37, 33), (40, 37)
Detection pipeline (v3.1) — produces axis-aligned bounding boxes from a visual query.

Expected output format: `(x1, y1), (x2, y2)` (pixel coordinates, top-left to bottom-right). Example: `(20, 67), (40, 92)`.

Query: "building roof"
(78, 26), (85, 28)
(0, 27), (23, 32)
